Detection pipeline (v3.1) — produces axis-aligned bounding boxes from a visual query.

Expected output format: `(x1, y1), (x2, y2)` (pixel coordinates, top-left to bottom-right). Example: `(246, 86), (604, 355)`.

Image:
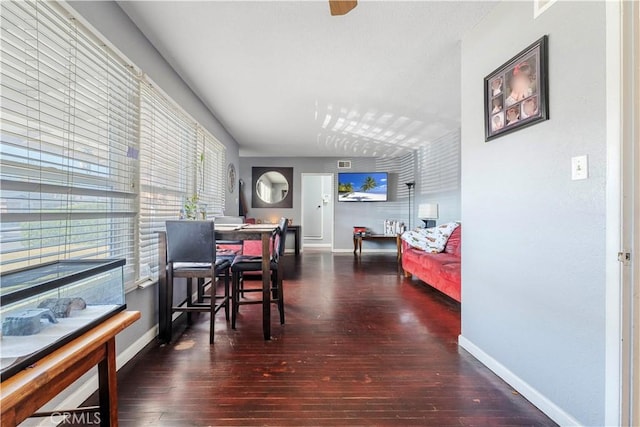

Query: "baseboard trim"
(55, 324), (159, 411)
(303, 243), (332, 248)
(332, 248), (398, 254)
(458, 335), (581, 426)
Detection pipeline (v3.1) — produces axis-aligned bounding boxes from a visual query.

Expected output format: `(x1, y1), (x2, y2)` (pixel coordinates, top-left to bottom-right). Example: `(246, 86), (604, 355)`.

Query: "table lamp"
(418, 203), (438, 228)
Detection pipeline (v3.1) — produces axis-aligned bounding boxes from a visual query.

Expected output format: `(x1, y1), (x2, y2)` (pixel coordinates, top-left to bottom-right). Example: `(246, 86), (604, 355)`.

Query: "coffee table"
(353, 234), (402, 262)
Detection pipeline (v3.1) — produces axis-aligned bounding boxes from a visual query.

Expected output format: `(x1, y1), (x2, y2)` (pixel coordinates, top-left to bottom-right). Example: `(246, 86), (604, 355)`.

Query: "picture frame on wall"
(484, 35), (549, 142)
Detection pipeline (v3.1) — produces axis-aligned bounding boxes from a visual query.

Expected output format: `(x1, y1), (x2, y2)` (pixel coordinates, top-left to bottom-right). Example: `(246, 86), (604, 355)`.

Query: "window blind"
(418, 129), (460, 195)
(138, 80), (197, 281)
(197, 127), (226, 217)
(0, 0), (138, 283)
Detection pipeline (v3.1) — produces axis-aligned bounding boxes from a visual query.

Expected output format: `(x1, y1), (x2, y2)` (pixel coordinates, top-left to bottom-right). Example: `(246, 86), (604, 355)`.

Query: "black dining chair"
(230, 217), (288, 330)
(214, 216), (245, 264)
(165, 220), (231, 344)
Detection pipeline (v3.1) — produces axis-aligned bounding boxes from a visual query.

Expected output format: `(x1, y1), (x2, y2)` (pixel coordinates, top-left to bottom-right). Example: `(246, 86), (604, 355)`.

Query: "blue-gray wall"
(460, 1), (606, 425)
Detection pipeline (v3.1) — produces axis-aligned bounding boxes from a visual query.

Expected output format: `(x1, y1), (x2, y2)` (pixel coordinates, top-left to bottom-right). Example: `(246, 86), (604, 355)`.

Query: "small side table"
(286, 225), (301, 255)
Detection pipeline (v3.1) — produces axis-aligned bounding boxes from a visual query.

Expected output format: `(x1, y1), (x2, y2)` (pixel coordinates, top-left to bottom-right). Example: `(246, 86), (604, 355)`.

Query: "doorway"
(301, 174), (334, 251)
(608, 1), (639, 425)
(624, 1), (640, 424)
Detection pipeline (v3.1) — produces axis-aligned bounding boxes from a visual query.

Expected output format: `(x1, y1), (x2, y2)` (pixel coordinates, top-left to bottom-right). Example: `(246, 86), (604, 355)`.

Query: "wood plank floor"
(90, 252), (557, 426)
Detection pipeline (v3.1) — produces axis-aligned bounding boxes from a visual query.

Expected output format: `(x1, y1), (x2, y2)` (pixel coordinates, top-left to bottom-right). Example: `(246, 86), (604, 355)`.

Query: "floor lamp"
(405, 181), (415, 230)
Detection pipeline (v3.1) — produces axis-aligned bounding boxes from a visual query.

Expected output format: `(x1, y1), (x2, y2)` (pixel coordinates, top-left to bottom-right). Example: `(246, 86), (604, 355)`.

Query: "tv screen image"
(337, 172), (388, 202)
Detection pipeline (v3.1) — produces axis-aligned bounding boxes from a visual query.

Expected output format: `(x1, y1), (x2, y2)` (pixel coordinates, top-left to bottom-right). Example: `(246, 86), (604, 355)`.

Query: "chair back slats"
(166, 220), (216, 263)
(276, 217), (289, 257)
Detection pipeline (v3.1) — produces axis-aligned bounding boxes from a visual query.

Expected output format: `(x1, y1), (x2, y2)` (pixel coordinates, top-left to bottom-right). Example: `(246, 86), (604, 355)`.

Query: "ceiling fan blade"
(329, 0), (357, 16)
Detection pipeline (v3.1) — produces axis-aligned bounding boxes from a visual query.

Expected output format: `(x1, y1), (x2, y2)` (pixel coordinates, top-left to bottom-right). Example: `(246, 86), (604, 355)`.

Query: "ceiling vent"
(337, 160), (352, 169)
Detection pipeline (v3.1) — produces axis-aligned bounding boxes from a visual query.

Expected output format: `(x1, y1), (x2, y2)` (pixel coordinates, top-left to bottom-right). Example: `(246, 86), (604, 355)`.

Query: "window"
(417, 129), (460, 195)
(138, 81), (197, 281)
(0, 0), (227, 288)
(197, 127), (226, 217)
(0, 0), (138, 283)
(138, 82), (226, 282)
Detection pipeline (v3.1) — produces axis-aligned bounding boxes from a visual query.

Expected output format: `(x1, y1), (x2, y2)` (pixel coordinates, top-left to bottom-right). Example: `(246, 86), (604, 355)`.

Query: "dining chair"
(230, 217), (288, 330)
(165, 220), (231, 344)
(215, 216), (245, 263)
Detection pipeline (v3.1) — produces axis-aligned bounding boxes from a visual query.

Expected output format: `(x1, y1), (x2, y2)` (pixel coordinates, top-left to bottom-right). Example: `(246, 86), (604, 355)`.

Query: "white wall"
(459, 1), (607, 425)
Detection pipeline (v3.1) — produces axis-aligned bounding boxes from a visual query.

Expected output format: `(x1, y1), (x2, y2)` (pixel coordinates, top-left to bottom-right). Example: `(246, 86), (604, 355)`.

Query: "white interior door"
(302, 175), (324, 239)
(301, 174), (334, 249)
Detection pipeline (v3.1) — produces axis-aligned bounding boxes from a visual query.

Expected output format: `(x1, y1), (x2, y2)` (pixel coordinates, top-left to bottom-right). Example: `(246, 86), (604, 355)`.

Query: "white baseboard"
(55, 324), (159, 411)
(303, 243), (332, 248)
(458, 335), (581, 426)
(332, 248), (398, 254)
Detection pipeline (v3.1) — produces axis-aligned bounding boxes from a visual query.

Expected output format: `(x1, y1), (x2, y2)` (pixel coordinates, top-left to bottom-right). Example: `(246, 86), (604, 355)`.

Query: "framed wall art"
(484, 35), (549, 142)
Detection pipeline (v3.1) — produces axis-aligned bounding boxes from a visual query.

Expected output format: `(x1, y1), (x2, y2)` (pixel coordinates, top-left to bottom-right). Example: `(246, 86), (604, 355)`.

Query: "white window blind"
(418, 129), (460, 195)
(197, 127), (226, 217)
(0, 0), (138, 283)
(138, 81), (197, 281)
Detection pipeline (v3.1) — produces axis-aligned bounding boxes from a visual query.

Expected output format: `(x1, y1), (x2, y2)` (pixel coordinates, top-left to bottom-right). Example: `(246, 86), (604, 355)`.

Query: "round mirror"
(255, 171), (289, 204)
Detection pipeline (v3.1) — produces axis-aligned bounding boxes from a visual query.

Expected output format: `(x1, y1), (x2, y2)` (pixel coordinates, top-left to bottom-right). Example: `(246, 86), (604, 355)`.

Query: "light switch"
(571, 155), (588, 180)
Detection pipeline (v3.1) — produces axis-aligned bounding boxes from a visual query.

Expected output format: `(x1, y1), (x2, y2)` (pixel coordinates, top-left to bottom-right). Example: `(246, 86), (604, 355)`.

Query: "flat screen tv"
(337, 172), (388, 202)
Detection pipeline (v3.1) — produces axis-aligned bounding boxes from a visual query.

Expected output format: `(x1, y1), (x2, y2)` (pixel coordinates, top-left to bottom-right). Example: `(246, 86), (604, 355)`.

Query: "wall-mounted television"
(337, 172), (388, 202)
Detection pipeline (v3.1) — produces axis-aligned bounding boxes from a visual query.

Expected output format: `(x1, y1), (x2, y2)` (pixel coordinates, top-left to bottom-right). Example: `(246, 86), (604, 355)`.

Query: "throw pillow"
(401, 222), (460, 253)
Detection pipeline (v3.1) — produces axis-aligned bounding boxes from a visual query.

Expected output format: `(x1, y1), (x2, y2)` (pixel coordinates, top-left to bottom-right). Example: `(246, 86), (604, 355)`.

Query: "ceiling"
(119, 1), (496, 157)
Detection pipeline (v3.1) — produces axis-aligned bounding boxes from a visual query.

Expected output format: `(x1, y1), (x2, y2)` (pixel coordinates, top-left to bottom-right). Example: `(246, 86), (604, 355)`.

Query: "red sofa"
(401, 226), (461, 302)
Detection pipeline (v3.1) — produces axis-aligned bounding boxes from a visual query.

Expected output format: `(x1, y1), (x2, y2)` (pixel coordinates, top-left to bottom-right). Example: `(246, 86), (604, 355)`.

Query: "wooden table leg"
(261, 232), (271, 340)
(359, 237), (363, 255)
(353, 235), (358, 255)
(98, 338), (118, 427)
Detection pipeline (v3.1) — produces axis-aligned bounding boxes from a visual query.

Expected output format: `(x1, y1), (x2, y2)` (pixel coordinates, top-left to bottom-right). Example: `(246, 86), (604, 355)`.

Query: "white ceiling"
(119, 1), (496, 157)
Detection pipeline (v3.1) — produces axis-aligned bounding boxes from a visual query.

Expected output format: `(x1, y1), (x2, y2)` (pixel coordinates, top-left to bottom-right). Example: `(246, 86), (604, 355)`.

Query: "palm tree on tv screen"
(338, 182), (354, 193)
(360, 176), (377, 192)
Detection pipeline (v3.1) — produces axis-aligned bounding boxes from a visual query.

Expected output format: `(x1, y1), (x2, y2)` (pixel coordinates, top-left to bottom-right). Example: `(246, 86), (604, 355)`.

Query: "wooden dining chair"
(230, 217), (288, 330)
(165, 220), (231, 344)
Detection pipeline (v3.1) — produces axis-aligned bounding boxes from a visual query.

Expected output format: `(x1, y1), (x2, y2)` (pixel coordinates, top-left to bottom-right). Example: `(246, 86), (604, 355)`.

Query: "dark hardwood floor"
(89, 252), (557, 426)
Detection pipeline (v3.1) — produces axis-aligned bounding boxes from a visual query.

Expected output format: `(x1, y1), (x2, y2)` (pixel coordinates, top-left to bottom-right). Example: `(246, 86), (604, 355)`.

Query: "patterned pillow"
(401, 222), (460, 253)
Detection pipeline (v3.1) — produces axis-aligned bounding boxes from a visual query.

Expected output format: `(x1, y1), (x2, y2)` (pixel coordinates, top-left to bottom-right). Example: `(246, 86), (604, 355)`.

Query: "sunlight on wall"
(315, 102), (455, 158)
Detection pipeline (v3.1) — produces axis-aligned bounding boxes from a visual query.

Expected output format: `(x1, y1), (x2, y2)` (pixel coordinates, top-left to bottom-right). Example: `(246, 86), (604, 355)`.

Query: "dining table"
(158, 223), (279, 341)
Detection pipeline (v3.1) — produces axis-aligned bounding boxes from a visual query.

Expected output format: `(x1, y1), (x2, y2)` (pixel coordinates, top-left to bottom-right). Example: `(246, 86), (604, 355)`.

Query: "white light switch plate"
(571, 155), (588, 180)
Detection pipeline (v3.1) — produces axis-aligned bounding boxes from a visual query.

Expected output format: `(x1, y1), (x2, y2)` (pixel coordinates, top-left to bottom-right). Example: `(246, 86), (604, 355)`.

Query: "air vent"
(337, 160), (352, 169)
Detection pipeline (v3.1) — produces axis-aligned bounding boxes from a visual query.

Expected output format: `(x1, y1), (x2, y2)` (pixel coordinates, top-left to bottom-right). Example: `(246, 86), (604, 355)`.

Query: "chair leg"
(271, 270), (279, 300)
(224, 268), (230, 322)
(232, 270), (240, 330)
(197, 277), (205, 303)
(275, 271), (285, 325)
(209, 278), (215, 345)
(186, 278), (193, 325)
(166, 269), (174, 343)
